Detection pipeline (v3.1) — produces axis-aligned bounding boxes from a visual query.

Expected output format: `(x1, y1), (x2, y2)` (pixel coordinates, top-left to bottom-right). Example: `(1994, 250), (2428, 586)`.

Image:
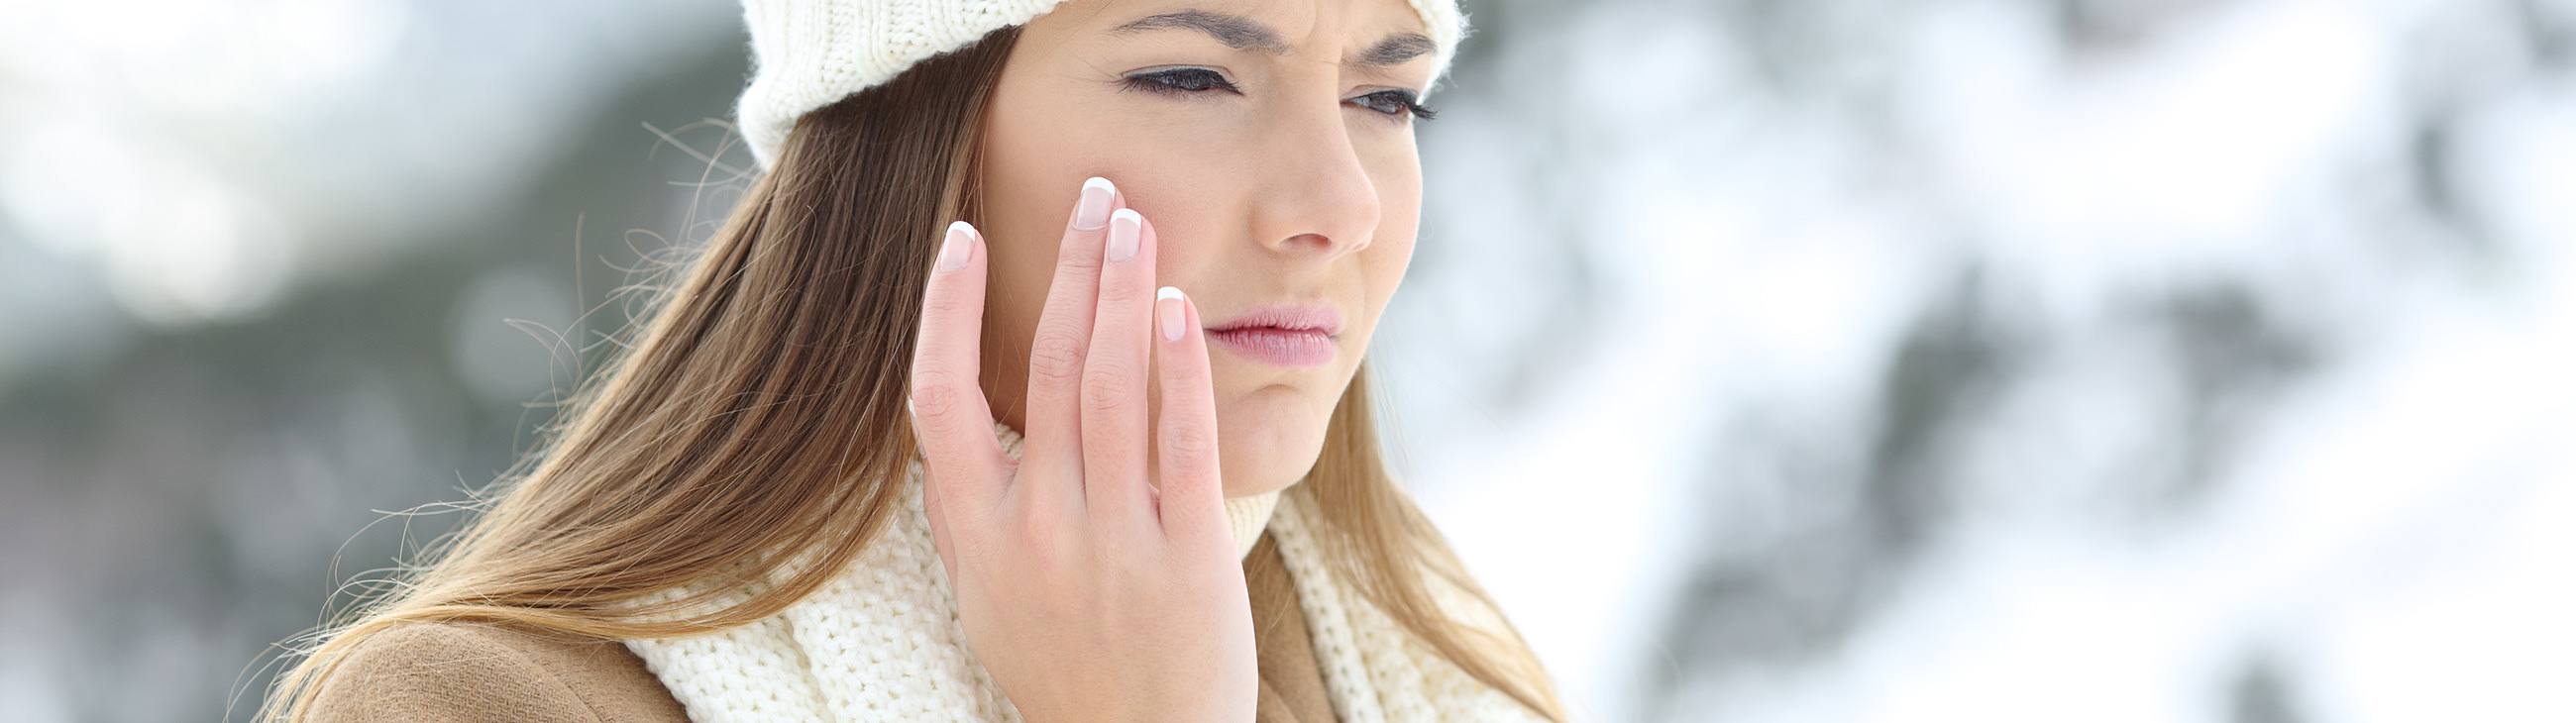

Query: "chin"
(1214, 389), (1335, 498)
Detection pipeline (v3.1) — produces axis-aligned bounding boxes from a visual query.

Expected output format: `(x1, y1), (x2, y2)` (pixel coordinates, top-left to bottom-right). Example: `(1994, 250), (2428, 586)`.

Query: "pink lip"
(1206, 304), (1342, 367)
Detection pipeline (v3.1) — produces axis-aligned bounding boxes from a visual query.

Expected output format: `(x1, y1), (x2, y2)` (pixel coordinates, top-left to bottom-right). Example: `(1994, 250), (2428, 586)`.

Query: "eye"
(1121, 67), (1241, 96)
(1349, 89), (1439, 121)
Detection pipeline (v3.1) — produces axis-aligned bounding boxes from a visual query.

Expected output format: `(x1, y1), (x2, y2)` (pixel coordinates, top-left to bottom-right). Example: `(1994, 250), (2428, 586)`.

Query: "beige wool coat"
(307, 533), (1339, 723)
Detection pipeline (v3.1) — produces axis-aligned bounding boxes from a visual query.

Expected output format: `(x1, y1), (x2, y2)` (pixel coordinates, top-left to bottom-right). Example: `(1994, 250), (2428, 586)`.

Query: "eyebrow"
(1106, 9), (1438, 67)
(1352, 33), (1436, 67)
(1109, 10), (1288, 54)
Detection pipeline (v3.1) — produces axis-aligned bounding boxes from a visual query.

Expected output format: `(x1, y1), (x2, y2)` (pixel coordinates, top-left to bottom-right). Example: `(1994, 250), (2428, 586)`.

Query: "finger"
(1019, 175), (1121, 513)
(920, 457), (960, 585)
(1081, 208), (1157, 527)
(1151, 287), (1228, 543)
(911, 221), (1005, 523)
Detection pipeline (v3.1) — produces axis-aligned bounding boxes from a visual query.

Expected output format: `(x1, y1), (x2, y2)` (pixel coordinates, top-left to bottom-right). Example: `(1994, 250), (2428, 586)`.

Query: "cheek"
(1345, 231), (1413, 357)
(1059, 153), (1253, 306)
(976, 84), (1106, 342)
(1356, 161), (1423, 335)
(979, 76), (1223, 269)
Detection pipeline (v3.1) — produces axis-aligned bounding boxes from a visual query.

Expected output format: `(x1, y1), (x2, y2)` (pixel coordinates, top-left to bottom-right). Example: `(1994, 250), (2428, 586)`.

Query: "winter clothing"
(305, 536), (1337, 722)
(733, 0), (1467, 167)
(620, 422), (1548, 722)
(306, 422), (1548, 722)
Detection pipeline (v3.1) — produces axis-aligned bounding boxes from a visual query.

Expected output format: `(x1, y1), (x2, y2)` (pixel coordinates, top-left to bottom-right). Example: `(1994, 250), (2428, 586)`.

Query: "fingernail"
(1108, 208), (1142, 263)
(936, 221), (974, 272)
(1157, 286), (1187, 341)
(1072, 176), (1115, 230)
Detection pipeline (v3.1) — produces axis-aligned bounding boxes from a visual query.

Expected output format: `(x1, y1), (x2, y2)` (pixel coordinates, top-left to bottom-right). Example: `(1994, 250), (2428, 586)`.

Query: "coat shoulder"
(306, 620), (689, 723)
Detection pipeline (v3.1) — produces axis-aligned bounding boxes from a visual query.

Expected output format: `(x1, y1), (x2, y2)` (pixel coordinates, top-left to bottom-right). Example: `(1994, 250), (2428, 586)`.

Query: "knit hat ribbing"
(734, 0), (1467, 169)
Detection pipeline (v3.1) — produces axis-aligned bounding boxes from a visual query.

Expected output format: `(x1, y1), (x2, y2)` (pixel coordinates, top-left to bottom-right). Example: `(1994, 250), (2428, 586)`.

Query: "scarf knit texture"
(622, 423), (1546, 722)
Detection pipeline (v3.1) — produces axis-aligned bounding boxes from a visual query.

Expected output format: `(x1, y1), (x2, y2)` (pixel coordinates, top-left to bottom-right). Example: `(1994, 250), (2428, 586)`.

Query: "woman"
(264, 0), (1566, 720)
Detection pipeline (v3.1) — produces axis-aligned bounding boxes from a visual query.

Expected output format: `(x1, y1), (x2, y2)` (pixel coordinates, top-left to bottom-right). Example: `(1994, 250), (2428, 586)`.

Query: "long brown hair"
(262, 26), (1564, 722)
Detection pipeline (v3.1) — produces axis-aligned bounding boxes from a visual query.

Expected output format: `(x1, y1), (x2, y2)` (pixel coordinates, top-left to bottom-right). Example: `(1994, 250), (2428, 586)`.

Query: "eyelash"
(1120, 68), (1440, 121)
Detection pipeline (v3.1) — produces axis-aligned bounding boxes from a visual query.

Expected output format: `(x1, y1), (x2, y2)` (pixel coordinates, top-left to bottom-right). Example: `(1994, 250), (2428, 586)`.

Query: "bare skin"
(907, 0), (1439, 720)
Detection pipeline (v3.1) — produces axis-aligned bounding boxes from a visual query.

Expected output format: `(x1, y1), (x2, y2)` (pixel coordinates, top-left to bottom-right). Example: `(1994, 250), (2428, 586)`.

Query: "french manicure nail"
(1072, 176), (1115, 230)
(936, 221), (974, 272)
(1108, 208), (1142, 263)
(1157, 286), (1186, 341)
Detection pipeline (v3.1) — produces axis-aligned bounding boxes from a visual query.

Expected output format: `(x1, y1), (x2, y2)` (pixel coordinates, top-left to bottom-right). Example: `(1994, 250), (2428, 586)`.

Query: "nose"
(1244, 102), (1381, 262)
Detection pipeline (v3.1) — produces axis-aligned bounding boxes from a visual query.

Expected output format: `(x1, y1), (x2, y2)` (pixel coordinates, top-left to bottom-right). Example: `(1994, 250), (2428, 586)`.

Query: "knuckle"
(1162, 419), (1217, 470)
(1014, 509), (1073, 562)
(1080, 365), (1136, 411)
(1012, 509), (1050, 548)
(1025, 328), (1088, 387)
(909, 371), (968, 426)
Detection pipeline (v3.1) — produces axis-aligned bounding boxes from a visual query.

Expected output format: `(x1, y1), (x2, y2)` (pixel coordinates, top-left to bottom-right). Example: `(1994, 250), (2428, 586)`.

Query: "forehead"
(1039, 0), (1431, 53)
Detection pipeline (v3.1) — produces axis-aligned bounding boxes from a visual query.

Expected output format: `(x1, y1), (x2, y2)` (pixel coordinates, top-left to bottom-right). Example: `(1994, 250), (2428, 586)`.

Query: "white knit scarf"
(624, 423), (1547, 722)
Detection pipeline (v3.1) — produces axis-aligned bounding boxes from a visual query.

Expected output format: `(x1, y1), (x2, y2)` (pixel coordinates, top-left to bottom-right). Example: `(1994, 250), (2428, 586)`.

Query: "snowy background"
(2, 0), (2569, 721)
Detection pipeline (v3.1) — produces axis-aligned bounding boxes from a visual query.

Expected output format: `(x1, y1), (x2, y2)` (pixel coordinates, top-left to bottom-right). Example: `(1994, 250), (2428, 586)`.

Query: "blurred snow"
(0, 0), (729, 328)
(2, 0), (2570, 721)
(1383, 0), (2576, 721)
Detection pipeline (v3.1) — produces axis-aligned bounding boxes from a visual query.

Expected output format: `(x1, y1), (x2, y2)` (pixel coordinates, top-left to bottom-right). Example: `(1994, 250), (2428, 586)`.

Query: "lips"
(1206, 304), (1342, 367)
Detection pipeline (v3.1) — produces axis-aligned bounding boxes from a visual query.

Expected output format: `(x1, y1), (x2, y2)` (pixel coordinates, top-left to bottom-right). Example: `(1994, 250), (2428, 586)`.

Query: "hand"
(906, 176), (1255, 723)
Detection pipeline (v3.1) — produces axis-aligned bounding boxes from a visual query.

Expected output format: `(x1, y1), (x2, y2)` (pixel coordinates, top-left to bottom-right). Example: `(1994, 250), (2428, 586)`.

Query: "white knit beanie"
(734, 0), (1468, 168)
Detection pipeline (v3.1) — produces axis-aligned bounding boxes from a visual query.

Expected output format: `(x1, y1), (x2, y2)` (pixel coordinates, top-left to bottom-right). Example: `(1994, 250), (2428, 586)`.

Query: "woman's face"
(976, 0), (1436, 498)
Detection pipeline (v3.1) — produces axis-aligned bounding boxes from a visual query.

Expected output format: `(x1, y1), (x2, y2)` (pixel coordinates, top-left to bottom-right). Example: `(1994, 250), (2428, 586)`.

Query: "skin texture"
(977, 0), (1433, 499)
(907, 0), (1437, 719)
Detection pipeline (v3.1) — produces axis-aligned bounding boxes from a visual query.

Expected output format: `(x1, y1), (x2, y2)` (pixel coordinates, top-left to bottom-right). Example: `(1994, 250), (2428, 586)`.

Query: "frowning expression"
(975, 0), (1438, 497)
